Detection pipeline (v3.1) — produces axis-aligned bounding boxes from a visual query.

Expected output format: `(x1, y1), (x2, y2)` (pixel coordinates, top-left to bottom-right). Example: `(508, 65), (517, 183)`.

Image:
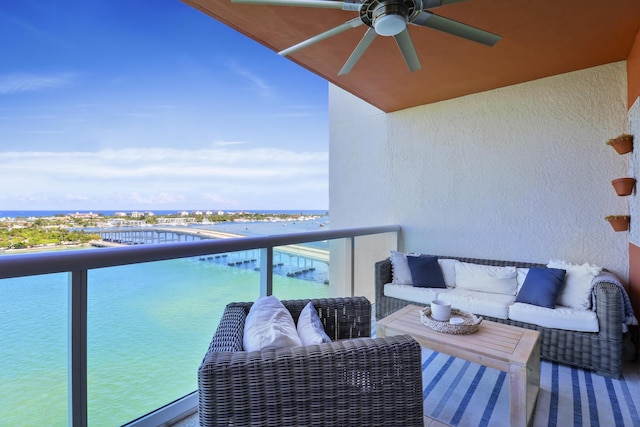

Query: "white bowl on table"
(431, 299), (451, 321)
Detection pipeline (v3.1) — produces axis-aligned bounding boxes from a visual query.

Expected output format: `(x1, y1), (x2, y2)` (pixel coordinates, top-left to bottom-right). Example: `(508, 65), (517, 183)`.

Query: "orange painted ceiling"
(182, 0), (640, 112)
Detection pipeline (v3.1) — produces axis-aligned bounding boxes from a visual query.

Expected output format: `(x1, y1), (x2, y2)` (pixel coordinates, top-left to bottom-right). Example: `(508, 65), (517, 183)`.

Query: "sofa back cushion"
(437, 258), (457, 288)
(454, 261), (518, 295)
(243, 295), (302, 351)
(547, 259), (602, 309)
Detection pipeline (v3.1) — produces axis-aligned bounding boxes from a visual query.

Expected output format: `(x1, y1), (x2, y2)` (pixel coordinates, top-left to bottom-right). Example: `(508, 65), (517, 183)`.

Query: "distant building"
(157, 217), (195, 225)
(68, 212), (100, 219)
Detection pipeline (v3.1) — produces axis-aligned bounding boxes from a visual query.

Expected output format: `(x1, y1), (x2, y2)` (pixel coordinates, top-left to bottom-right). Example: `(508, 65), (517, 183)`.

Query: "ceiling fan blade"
(279, 17), (363, 57)
(412, 11), (501, 46)
(232, 0), (361, 10)
(393, 29), (421, 72)
(338, 27), (377, 75)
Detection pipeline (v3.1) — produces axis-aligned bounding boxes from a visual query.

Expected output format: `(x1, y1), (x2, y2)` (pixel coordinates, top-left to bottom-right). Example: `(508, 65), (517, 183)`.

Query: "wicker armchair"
(198, 296), (423, 427)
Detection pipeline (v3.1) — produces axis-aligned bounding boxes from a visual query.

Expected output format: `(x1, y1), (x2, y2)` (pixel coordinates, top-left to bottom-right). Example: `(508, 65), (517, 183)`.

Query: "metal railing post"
(350, 237), (355, 297)
(259, 247), (273, 297)
(69, 270), (88, 427)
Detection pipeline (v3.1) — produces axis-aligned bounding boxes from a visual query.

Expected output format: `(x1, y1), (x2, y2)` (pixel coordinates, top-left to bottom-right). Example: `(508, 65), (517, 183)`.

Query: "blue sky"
(0, 0), (329, 211)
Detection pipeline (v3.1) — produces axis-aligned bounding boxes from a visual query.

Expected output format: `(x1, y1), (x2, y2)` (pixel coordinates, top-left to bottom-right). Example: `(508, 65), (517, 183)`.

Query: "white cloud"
(0, 193), (49, 203)
(128, 192), (187, 205)
(227, 61), (273, 97)
(16, 130), (65, 135)
(64, 193), (90, 201)
(204, 193), (241, 206)
(0, 146), (328, 209)
(0, 72), (76, 94)
(212, 140), (246, 147)
(272, 112), (315, 118)
(273, 104), (320, 118)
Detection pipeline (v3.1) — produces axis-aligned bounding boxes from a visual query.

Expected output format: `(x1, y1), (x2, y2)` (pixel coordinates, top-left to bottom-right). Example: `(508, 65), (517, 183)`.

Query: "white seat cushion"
(508, 302), (599, 332)
(438, 289), (515, 319)
(384, 283), (451, 305)
(243, 295), (302, 351)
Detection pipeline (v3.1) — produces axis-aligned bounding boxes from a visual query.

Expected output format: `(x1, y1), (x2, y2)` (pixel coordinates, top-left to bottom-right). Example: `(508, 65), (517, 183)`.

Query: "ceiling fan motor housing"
(360, 0), (416, 36)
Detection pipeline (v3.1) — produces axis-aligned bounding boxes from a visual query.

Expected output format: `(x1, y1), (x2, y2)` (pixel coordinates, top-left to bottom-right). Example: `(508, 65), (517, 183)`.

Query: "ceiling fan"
(231, 0), (502, 75)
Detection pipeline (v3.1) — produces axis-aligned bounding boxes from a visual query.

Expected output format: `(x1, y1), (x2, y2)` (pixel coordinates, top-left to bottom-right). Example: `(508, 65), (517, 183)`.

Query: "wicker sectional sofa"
(375, 254), (633, 378)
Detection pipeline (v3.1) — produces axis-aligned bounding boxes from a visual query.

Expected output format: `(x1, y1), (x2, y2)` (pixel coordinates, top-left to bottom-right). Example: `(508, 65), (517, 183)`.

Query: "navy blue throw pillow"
(515, 267), (566, 308)
(407, 255), (446, 288)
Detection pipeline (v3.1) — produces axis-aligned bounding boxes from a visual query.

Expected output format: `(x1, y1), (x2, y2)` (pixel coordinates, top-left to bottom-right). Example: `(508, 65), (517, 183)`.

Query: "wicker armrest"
(198, 335), (423, 427)
(375, 258), (392, 292)
(375, 258), (415, 320)
(592, 279), (624, 340)
(206, 306), (246, 353)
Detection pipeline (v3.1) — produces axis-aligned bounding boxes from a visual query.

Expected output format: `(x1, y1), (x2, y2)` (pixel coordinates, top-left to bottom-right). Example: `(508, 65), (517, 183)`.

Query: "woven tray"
(420, 307), (482, 335)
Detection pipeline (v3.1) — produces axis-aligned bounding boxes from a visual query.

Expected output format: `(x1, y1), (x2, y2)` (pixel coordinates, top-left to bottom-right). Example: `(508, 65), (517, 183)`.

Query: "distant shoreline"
(1, 211), (329, 253)
(2, 242), (93, 255)
(0, 209), (329, 219)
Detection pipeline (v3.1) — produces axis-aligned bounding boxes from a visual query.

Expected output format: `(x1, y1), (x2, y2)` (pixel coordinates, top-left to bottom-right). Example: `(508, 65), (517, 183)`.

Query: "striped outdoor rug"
(421, 348), (640, 427)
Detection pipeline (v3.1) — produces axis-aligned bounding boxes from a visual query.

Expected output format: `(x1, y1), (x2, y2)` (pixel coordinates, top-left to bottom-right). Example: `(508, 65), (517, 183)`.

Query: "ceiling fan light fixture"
(373, 13), (407, 36)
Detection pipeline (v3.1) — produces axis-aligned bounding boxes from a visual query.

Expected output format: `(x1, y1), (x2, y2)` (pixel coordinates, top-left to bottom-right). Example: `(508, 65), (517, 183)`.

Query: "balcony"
(0, 225), (399, 426)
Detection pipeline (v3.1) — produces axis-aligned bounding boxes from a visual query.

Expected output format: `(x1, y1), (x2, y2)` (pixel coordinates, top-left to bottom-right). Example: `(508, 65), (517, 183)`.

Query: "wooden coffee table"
(377, 304), (540, 427)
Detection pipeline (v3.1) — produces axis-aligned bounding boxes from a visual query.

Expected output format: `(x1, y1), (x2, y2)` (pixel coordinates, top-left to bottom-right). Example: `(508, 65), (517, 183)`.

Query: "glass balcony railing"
(0, 225), (399, 427)
(1, 272), (69, 425)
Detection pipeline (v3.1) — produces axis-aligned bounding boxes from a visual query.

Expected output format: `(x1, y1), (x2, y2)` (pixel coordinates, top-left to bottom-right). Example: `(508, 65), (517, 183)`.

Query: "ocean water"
(0, 217), (331, 426)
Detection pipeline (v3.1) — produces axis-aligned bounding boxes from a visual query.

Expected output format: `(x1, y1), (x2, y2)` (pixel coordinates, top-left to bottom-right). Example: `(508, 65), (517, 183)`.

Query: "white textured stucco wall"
(329, 62), (631, 281)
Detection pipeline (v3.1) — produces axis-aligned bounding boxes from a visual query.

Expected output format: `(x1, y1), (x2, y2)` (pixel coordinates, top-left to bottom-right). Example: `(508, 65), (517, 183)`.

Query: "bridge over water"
(94, 226), (330, 265)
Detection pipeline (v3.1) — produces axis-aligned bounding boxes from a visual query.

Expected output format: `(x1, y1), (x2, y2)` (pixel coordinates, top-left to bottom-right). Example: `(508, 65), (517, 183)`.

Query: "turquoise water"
(0, 220), (331, 426)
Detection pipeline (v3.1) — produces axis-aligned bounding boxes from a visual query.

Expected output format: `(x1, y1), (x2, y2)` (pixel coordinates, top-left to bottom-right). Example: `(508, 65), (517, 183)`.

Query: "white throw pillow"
(243, 295), (302, 351)
(516, 268), (530, 293)
(390, 250), (413, 285)
(454, 261), (518, 295)
(547, 259), (602, 309)
(297, 302), (332, 345)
